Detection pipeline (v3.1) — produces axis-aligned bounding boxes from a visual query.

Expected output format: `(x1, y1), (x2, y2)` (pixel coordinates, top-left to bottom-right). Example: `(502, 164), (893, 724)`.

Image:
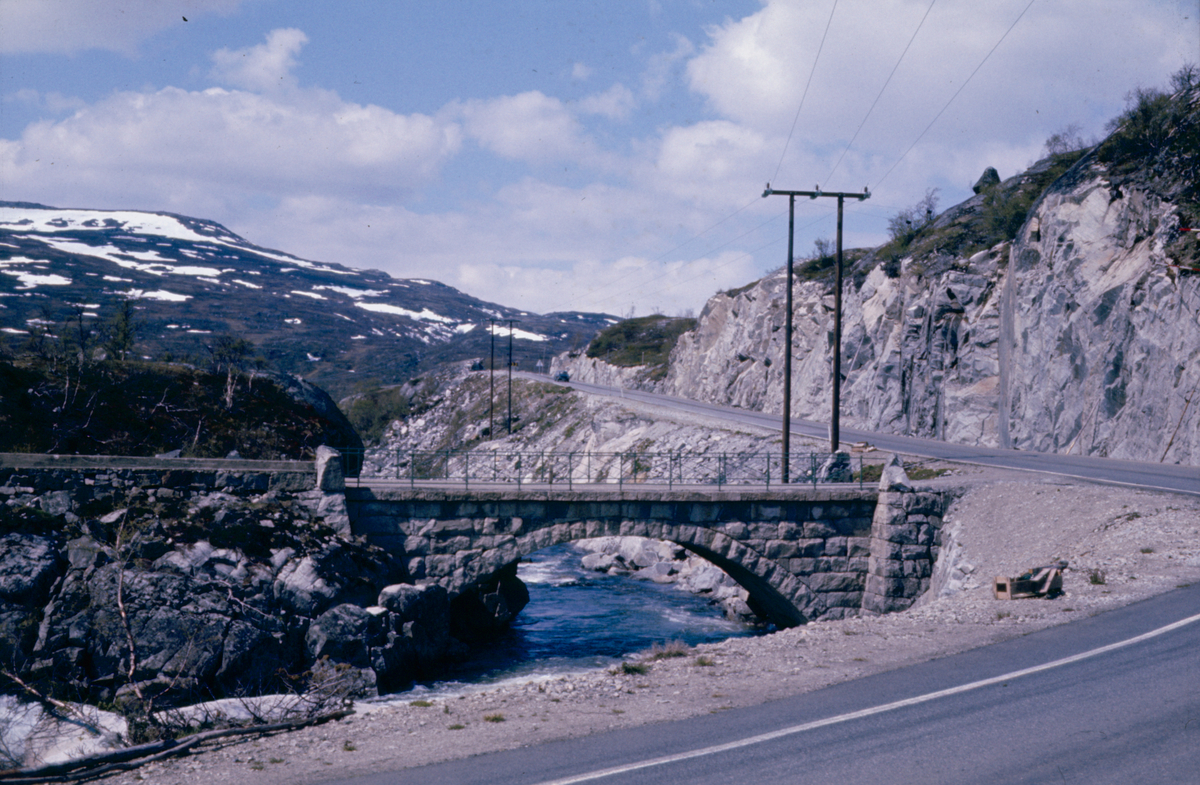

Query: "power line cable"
(770, 0), (840, 185)
(873, 0), (1038, 190)
(588, 207), (793, 307)
(564, 195), (762, 310)
(561, 1), (844, 315)
(570, 0), (842, 314)
(596, 0), (1026, 316)
(823, 0), (937, 187)
(593, 207), (837, 305)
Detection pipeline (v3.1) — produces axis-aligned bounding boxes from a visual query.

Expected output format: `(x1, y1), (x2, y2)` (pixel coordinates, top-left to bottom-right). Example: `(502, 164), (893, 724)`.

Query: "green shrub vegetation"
(0, 356), (358, 459)
(1093, 68), (1200, 271)
(344, 385), (415, 444)
(586, 315), (696, 380)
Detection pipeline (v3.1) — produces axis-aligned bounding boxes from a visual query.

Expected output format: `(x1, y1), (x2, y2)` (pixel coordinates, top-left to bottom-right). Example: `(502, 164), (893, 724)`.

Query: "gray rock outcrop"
(656, 132), (1199, 464)
(973, 166), (1001, 194)
(0, 464), (472, 708)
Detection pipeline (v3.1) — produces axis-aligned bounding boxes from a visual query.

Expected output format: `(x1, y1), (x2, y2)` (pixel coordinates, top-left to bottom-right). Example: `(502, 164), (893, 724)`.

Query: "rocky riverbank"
(0, 455), (536, 760)
(78, 470), (1200, 785)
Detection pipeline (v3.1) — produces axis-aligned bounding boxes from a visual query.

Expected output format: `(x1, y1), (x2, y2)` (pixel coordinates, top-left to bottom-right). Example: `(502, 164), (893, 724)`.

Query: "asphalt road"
(322, 583), (1200, 785)
(550, 378), (1200, 497)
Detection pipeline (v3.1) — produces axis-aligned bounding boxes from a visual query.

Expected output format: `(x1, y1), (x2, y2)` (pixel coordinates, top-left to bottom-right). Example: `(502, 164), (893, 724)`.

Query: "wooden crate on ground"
(993, 563), (1065, 600)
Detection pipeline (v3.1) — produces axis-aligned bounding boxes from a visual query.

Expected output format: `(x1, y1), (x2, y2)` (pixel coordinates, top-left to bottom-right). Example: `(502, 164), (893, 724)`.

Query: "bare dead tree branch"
(0, 709), (353, 784)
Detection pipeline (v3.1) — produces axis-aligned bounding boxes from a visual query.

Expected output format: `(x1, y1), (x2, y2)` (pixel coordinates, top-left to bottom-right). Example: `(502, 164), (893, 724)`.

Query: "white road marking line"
(532, 610), (1200, 785)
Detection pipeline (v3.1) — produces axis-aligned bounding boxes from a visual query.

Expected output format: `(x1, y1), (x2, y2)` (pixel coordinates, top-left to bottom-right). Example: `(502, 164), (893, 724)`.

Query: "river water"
(398, 543), (759, 698)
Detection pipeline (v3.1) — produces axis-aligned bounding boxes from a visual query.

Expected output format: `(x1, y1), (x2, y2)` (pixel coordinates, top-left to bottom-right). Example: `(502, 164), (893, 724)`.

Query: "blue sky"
(1, 1), (1197, 317)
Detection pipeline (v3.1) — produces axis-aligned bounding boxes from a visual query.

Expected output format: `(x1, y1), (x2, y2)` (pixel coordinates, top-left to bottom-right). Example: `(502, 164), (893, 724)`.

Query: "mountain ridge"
(0, 202), (616, 398)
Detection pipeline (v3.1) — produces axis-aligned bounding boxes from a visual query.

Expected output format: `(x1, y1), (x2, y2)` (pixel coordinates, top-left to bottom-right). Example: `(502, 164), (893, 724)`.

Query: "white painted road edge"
(532, 610), (1200, 785)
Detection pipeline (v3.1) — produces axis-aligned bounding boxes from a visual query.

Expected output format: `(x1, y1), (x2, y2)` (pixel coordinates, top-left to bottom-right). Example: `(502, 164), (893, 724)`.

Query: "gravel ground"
(100, 470), (1200, 785)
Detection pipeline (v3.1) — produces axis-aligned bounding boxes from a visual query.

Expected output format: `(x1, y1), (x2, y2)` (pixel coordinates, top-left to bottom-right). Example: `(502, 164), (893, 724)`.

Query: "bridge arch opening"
(440, 539), (765, 682)
(443, 520), (811, 631)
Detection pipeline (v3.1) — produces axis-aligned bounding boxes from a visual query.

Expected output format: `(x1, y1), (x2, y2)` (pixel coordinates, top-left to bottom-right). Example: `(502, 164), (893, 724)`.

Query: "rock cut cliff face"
(662, 87), (1200, 465)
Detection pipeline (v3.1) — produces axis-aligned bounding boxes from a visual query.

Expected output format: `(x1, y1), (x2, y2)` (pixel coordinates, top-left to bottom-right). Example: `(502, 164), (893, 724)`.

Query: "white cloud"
(459, 91), (593, 164)
(0, 30), (463, 214)
(3, 3), (1196, 322)
(642, 33), (694, 101)
(0, 0), (245, 55)
(210, 28), (308, 93)
(682, 0), (1197, 204)
(577, 84), (636, 121)
(6, 89), (87, 114)
(647, 121), (774, 206)
(705, 1), (1193, 138)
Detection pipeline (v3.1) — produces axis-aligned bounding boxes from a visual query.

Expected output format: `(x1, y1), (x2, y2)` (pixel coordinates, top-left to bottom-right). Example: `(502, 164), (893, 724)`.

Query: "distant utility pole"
(761, 184), (870, 474)
(488, 319), (499, 440)
(506, 319), (519, 435)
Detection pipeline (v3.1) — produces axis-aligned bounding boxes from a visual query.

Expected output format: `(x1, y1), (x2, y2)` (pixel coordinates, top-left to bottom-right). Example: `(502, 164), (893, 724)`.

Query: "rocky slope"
(357, 363), (822, 483)
(652, 85), (1200, 464)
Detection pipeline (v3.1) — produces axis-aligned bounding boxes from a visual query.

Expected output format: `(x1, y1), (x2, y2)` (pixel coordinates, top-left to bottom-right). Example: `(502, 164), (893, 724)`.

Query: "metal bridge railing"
(336, 448), (865, 490)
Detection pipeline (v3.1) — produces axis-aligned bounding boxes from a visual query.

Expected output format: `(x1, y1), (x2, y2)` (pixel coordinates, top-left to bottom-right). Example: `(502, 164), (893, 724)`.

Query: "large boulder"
(972, 166), (1001, 193)
(0, 534), (65, 670)
(306, 604), (374, 667)
(0, 533), (64, 604)
(260, 372), (363, 454)
(371, 583), (458, 692)
(450, 562), (529, 643)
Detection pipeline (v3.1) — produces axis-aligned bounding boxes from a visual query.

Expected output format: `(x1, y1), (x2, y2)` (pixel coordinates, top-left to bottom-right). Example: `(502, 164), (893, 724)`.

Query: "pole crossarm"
(762, 186), (870, 201)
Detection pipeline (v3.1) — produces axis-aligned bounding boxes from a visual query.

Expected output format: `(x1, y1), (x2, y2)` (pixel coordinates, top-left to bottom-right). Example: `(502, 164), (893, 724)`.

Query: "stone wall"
(0, 455), (316, 515)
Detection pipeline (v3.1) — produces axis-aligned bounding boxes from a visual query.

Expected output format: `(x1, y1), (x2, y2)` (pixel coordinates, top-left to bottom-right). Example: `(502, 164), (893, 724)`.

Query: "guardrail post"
(619, 453), (624, 490)
(517, 455), (522, 489)
(568, 453), (574, 490)
(811, 453), (817, 488)
(410, 451), (415, 489)
(465, 451), (470, 491)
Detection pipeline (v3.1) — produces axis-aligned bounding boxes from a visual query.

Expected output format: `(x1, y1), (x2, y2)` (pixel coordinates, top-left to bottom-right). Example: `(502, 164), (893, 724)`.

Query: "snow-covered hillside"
(0, 203), (615, 395)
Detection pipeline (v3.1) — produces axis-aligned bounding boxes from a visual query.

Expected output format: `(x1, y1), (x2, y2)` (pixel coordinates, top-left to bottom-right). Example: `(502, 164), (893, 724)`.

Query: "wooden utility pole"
(761, 185), (870, 463)
(506, 319), (519, 434)
(488, 319), (498, 439)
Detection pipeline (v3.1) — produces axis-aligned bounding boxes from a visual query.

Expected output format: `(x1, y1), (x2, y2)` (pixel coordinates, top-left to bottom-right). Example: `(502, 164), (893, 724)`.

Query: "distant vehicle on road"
(554, 371), (570, 382)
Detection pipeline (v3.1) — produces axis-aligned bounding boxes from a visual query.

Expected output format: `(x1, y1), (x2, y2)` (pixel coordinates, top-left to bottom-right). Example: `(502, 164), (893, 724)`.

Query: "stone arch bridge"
(345, 485), (949, 627)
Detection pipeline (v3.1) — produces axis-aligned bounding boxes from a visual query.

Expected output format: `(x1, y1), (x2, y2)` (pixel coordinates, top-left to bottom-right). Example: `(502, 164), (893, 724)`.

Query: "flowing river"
(393, 543), (760, 699)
